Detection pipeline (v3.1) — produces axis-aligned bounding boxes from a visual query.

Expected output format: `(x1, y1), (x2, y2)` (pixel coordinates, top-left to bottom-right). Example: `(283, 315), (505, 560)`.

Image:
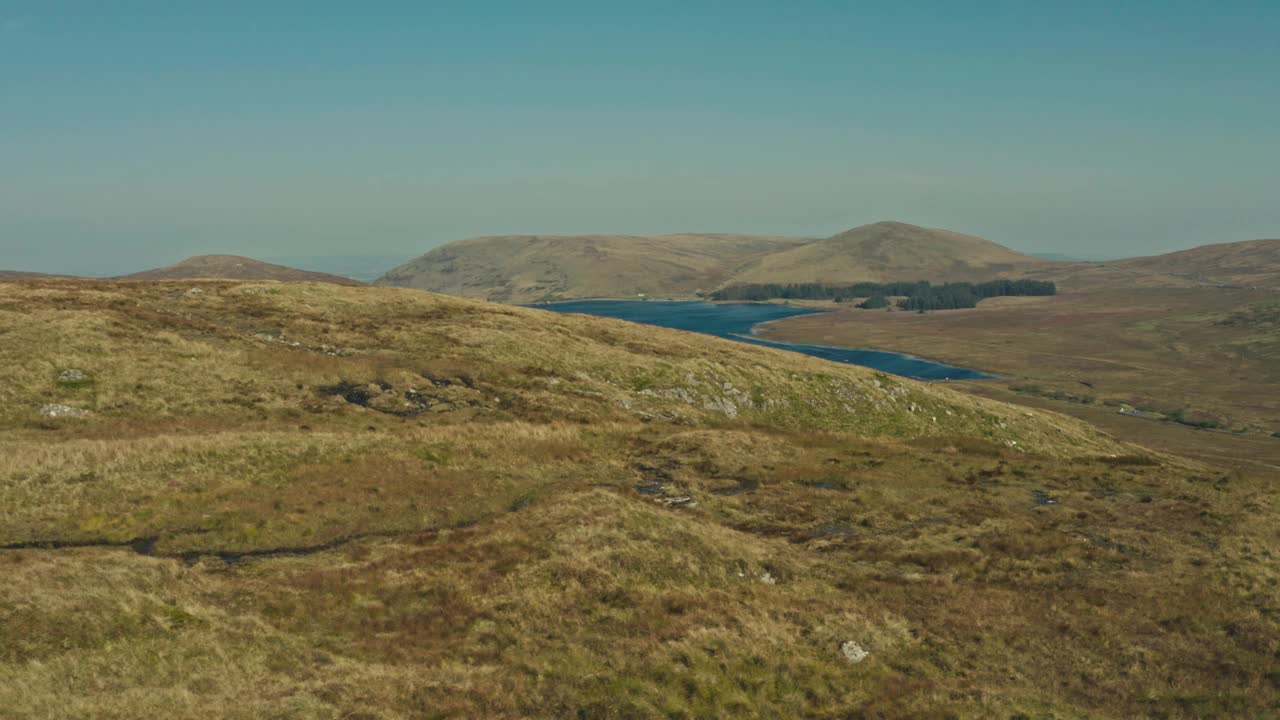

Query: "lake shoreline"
(531, 300), (994, 381)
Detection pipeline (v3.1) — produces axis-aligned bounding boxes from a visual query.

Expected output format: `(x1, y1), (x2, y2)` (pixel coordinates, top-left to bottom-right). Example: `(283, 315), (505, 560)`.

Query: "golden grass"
(761, 286), (1280, 472)
(0, 279), (1276, 718)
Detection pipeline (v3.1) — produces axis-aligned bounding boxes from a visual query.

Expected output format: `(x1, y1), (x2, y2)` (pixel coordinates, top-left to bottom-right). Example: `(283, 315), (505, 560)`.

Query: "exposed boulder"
(40, 404), (89, 419)
(839, 641), (869, 664)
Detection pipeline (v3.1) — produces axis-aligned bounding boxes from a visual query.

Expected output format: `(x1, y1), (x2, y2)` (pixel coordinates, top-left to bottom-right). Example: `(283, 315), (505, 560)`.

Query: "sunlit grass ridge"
(0, 279), (1274, 719)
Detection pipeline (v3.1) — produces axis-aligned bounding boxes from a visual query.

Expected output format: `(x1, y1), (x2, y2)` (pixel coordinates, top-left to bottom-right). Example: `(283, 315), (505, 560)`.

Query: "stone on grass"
(40, 404), (89, 419)
(57, 369), (88, 383)
(839, 641), (869, 664)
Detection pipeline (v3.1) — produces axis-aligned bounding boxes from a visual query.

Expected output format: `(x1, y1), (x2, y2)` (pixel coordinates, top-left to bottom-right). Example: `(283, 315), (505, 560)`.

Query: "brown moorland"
(761, 285), (1280, 473)
(0, 279), (1276, 718)
(1007, 239), (1280, 293)
(1096, 238), (1280, 289)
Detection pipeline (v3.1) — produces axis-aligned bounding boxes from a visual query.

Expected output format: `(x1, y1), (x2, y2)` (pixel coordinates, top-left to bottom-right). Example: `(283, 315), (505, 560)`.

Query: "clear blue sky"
(3, 1), (1278, 275)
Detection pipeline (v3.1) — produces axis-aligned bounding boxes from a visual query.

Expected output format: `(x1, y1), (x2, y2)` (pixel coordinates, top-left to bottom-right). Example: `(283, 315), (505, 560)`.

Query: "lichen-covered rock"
(39, 404), (89, 419)
(57, 369), (89, 383)
(839, 641), (869, 664)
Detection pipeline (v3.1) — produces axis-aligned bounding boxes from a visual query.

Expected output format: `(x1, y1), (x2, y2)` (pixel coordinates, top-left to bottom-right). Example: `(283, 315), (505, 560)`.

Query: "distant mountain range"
(0, 270), (69, 280)
(2, 255), (364, 285)
(375, 233), (810, 303)
(375, 222), (1051, 302)
(4, 228), (1277, 296)
(375, 223), (1280, 301)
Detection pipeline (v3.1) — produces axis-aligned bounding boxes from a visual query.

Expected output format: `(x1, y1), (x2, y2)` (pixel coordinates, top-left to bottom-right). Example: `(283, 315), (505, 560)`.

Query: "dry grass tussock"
(0, 279), (1275, 718)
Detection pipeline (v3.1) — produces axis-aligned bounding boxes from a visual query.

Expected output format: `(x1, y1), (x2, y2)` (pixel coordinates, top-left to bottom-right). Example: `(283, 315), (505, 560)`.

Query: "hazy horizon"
(4, 2), (1278, 276)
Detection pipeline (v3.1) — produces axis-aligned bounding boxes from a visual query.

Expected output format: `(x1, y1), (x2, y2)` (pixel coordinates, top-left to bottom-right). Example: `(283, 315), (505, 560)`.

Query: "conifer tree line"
(709, 279), (1056, 310)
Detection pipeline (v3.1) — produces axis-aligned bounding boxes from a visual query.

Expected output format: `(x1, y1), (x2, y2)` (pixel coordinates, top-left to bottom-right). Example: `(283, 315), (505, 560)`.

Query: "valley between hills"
(370, 220), (1280, 476)
(2, 222), (1278, 718)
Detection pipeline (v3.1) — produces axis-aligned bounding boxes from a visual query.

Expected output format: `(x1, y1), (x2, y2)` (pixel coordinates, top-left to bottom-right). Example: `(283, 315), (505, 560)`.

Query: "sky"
(2, 1), (1279, 276)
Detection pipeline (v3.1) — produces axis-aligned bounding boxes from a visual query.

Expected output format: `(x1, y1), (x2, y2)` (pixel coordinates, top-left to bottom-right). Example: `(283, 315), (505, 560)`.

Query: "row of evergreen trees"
(709, 279), (1056, 310)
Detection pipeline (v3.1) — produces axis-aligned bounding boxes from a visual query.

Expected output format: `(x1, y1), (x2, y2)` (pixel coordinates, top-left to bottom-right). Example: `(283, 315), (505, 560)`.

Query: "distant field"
(761, 286), (1280, 473)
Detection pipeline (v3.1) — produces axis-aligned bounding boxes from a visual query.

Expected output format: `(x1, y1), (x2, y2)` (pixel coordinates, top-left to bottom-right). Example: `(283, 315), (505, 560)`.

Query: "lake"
(532, 300), (993, 381)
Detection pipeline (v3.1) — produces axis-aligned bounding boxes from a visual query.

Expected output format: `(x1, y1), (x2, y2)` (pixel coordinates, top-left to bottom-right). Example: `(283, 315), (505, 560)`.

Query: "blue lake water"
(533, 300), (993, 381)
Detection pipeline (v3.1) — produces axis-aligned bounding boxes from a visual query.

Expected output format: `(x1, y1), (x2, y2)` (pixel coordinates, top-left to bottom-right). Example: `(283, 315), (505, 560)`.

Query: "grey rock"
(57, 369), (88, 383)
(840, 641), (869, 664)
(40, 404), (89, 419)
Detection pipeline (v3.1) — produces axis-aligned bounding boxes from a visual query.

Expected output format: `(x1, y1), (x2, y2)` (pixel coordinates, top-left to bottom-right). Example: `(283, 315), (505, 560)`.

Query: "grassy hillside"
(376, 234), (810, 303)
(760, 286), (1280, 472)
(1, 280), (1277, 719)
(1106, 239), (1280, 289)
(730, 222), (1048, 286)
(116, 255), (363, 285)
